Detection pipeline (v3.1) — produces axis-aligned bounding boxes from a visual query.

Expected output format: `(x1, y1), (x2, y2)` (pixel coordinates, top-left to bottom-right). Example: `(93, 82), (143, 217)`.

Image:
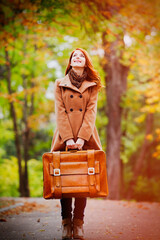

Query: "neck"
(72, 67), (84, 76)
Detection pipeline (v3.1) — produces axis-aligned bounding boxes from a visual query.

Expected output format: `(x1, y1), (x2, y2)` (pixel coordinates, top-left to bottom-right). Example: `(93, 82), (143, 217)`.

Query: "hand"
(66, 139), (77, 149)
(76, 138), (85, 150)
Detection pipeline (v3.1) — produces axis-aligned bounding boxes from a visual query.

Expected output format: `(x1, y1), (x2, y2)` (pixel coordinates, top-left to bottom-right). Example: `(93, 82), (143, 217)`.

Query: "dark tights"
(60, 198), (87, 221)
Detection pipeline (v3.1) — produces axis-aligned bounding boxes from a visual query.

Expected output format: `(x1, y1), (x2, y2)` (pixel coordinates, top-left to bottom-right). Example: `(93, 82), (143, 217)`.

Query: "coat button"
(70, 108), (73, 112)
(79, 108), (82, 112)
(70, 95), (73, 98)
(79, 95), (82, 98)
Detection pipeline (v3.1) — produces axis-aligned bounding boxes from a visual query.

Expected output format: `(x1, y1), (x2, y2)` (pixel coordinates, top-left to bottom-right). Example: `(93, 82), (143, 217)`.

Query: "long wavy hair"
(65, 48), (102, 90)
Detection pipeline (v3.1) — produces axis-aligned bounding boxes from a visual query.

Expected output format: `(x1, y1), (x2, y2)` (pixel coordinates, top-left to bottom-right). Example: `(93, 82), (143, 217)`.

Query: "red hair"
(65, 48), (102, 90)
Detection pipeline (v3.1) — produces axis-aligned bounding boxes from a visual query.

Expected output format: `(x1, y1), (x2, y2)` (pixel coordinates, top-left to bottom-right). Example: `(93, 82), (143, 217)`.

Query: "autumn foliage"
(0, 0), (160, 201)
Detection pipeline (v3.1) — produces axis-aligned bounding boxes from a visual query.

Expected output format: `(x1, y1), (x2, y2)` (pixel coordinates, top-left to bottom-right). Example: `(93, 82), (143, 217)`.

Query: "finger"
(77, 143), (82, 146)
(77, 145), (82, 149)
(66, 144), (72, 147)
(67, 144), (74, 148)
(69, 145), (77, 149)
(74, 144), (80, 149)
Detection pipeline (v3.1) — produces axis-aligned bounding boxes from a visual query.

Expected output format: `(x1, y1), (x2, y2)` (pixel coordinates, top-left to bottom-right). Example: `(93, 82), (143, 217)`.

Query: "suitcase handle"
(65, 146), (80, 152)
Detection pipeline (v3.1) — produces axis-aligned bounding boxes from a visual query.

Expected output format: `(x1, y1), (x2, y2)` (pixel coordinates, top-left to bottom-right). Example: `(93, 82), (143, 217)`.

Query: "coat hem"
(61, 135), (74, 143)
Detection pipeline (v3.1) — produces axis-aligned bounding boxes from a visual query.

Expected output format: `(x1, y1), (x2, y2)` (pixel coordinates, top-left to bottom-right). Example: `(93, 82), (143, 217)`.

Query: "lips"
(74, 60), (81, 63)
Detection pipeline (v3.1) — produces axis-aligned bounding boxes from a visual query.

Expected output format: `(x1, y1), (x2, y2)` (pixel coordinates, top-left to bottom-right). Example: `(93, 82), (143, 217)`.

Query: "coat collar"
(59, 74), (97, 93)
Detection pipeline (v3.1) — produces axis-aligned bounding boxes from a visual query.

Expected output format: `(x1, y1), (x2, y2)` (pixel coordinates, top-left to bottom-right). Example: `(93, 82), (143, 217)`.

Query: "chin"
(73, 65), (84, 68)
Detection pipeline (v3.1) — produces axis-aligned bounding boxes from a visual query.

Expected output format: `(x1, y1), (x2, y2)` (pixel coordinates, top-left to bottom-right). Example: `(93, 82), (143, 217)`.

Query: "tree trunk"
(120, 108), (128, 197)
(21, 37), (34, 197)
(102, 34), (129, 199)
(21, 41), (37, 197)
(22, 72), (30, 197)
(5, 47), (25, 196)
(127, 113), (154, 199)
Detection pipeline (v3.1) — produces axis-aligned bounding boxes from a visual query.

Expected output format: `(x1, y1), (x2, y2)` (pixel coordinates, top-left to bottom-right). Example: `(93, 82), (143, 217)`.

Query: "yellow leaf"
(155, 128), (160, 135)
(134, 114), (145, 123)
(146, 134), (153, 141)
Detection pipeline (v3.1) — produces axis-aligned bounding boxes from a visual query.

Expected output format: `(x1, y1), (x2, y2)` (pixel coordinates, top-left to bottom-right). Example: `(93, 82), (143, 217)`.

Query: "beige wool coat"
(50, 74), (102, 152)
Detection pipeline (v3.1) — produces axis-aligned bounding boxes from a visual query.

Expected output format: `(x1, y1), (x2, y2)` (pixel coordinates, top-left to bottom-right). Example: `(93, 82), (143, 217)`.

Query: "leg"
(60, 198), (72, 220)
(73, 198), (87, 240)
(60, 198), (72, 240)
(73, 198), (87, 220)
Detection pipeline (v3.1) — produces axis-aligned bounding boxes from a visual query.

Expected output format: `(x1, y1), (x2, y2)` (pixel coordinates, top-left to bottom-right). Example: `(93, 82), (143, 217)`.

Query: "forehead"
(73, 50), (85, 56)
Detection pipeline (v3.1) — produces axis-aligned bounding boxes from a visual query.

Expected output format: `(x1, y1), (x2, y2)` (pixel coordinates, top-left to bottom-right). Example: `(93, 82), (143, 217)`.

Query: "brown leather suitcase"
(42, 149), (108, 199)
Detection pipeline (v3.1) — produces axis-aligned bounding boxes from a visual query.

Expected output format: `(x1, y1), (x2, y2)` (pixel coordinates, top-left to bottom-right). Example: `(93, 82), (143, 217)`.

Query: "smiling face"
(70, 50), (86, 68)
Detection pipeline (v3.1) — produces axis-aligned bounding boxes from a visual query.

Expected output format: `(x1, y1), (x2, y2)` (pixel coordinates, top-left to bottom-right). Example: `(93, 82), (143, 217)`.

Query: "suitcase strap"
(87, 150), (97, 198)
(53, 152), (62, 198)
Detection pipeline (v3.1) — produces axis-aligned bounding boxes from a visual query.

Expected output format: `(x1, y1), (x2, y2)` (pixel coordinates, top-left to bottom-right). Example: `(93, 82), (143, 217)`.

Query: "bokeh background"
(0, 0), (160, 202)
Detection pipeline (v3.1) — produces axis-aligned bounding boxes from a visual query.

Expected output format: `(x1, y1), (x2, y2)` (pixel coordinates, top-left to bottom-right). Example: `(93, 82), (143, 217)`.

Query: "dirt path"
(0, 197), (160, 240)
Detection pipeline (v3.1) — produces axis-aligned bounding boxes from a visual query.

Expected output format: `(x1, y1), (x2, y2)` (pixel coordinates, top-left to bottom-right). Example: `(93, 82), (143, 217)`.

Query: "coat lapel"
(59, 74), (97, 93)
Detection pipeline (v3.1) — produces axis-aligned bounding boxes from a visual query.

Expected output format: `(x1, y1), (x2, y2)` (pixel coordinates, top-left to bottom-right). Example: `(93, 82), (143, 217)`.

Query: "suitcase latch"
(54, 168), (61, 176)
(88, 167), (95, 175)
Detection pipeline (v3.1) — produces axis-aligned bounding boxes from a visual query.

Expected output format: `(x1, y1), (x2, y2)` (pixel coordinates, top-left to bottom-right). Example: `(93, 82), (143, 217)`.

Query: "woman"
(51, 48), (102, 240)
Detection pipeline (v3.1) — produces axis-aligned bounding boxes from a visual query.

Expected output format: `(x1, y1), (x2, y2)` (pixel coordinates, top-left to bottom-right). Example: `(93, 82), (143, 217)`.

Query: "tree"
(1, 0), (160, 200)
(72, 0), (160, 199)
(0, 0), (69, 196)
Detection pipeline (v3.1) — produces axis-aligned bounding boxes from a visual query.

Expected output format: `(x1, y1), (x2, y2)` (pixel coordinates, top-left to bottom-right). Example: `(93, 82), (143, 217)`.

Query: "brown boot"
(73, 218), (85, 240)
(62, 218), (72, 240)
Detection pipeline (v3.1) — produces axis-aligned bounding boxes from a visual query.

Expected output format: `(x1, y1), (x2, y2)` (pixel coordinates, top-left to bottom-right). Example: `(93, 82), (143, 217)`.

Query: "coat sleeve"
(77, 85), (98, 141)
(54, 79), (74, 142)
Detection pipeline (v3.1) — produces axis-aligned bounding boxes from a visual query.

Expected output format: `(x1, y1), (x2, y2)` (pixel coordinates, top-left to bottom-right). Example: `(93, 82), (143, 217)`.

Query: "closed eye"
(73, 53), (85, 58)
